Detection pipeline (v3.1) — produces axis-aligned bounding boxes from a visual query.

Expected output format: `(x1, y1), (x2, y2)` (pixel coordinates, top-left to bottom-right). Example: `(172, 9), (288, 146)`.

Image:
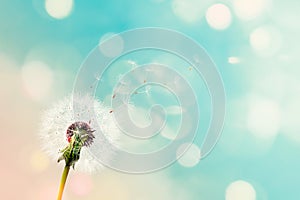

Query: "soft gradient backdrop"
(1, 0), (300, 199)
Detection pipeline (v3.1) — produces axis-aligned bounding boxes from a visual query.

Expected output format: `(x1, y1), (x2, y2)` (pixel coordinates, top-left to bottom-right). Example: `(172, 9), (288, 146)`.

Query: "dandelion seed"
(119, 79), (127, 85)
(127, 60), (138, 68)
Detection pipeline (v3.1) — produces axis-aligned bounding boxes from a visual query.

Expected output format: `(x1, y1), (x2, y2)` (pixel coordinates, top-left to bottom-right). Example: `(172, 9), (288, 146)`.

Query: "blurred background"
(1, 0), (300, 199)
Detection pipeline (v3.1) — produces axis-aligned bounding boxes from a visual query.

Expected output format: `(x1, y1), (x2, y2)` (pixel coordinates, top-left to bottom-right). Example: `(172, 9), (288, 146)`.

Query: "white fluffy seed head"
(38, 94), (120, 173)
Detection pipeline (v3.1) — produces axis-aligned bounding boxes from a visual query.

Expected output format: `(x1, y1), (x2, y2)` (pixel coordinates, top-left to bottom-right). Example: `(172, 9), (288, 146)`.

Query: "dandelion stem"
(57, 165), (70, 200)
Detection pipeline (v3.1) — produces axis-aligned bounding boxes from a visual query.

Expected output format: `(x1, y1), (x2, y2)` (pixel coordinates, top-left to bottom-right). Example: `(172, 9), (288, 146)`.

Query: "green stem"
(57, 165), (70, 200)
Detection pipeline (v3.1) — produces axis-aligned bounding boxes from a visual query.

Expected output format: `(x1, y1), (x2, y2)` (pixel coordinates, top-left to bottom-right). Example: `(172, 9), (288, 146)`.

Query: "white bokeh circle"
(226, 180), (256, 200)
(177, 143), (201, 167)
(99, 33), (124, 58)
(232, 0), (270, 21)
(206, 4), (232, 30)
(21, 60), (53, 101)
(249, 26), (282, 57)
(246, 97), (281, 140)
(45, 0), (74, 19)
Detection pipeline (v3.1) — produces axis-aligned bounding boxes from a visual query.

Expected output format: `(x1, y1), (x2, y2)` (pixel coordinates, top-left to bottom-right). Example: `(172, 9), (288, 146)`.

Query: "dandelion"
(39, 94), (120, 200)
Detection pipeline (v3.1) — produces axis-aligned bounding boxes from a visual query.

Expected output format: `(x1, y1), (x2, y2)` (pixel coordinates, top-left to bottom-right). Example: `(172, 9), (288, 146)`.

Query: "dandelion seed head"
(66, 121), (95, 146)
(39, 94), (120, 173)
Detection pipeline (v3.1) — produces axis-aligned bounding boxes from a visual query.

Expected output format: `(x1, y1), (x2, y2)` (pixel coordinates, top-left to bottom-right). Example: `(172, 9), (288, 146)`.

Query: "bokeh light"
(45, 0), (74, 19)
(226, 180), (256, 200)
(232, 0), (270, 21)
(99, 33), (124, 58)
(206, 4), (232, 30)
(21, 60), (53, 101)
(249, 26), (282, 56)
(177, 143), (201, 167)
(246, 95), (281, 140)
(172, 0), (211, 23)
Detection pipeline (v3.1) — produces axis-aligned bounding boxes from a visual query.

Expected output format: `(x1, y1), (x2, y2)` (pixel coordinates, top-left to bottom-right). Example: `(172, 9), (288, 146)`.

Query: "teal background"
(1, 0), (300, 199)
